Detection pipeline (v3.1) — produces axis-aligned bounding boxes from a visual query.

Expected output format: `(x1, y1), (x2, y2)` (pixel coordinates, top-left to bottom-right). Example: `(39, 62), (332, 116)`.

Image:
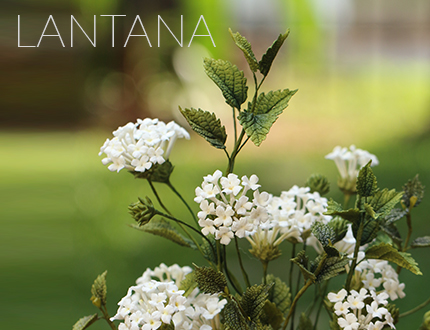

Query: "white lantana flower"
(112, 263), (226, 330)
(99, 118), (189, 173)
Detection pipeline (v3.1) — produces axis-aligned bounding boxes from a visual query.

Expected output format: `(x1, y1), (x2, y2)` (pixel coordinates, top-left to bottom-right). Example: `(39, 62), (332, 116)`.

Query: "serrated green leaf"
(380, 224), (402, 246)
(241, 284), (273, 320)
(297, 313), (313, 330)
(131, 160), (174, 183)
(178, 271), (198, 297)
(305, 174), (330, 196)
(229, 28), (259, 72)
(239, 89), (297, 146)
(365, 242), (422, 275)
(325, 200), (360, 225)
(259, 30), (290, 76)
(72, 314), (98, 330)
(403, 174), (425, 209)
(311, 221), (335, 247)
(291, 251), (316, 282)
(411, 236), (430, 248)
(385, 208), (407, 225)
(314, 255), (349, 282)
(356, 161), (378, 197)
(266, 274), (291, 316)
(130, 218), (195, 248)
(370, 189), (403, 217)
(261, 300), (284, 329)
(352, 219), (379, 246)
(223, 299), (250, 330)
(327, 218), (348, 244)
(91, 271), (107, 308)
(364, 203), (377, 219)
(203, 58), (248, 109)
(179, 107), (227, 149)
(195, 266), (227, 294)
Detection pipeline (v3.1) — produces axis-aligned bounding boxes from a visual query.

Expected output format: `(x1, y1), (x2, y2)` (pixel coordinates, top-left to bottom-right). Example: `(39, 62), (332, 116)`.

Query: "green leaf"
(130, 218), (195, 248)
(297, 313), (313, 330)
(203, 58), (248, 109)
(291, 250), (316, 282)
(311, 221), (335, 247)
(370, 189), (403, 217)
(325, 200), (360, 225)
(356, 161), (378, 197)
(265, 274), (291, 316)
(72, 314), (98, 330)
(305, 174), (330, 196)
(259, 30), (290, 76)
(327, 218), (348, 244)
(195, 266), (227, 294)
(241, 284), (273, 320)
(201, 235), (217, 263)
(403, 174), (425, 209)
(411, 236), (430, 248)
(385, 208), (407, 225)
(363, 203), (377, 219)
(314, 255), (349, 282)
(365, 242), (422, 275)
(239, 89), (297, 146)
(179, 107), (227, 149)
(229, 28), (259, 72)
(131, 160), (174, 183)
(223, 299), (250, 330)
(353, 219), (379, 246)
(91, 271), (107, 308)
(261, 300), (284, 329)
(380, 223), (402, 246)
(178, 271), (198, 297)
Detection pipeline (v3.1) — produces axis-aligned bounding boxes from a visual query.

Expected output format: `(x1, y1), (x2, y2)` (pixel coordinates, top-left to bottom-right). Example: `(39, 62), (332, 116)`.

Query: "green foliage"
(259, 30), (290, 76)
(201, 235), (217, 263)
(195, 266), (227, 294)
(353, 217), (379, 246)
(297, 313), (313, 330)
(327, 217), (348, 244)
(128, 197), (156, 226)
(310, 254), (349, 283)
(261, 301), (284, 330)
(129, 218), (195, 248)
(90, 271), (107, 308)
(265, 274), (291, 316)
(356, 161), (378, 197)
(403, 174), (425, 209)
(311, 221), (335, 247)
(365, 242), (422, 275)
(329, 318), (342, 330)
(239, 89), (297, 146)
(72, 314), (98, 330)
(370, 189), (403, 217)
(325, 200), (360, 225)
(203, 58), (248, 109)
(229, 29), (259, 72)
(291, 250), (316, 282)
(305, 173), (330, 196)
(240, 284), (273, 321)
(132, 160), (174, 183)
(179, 107), (227, 149)
(178, 271), (198, 297)
(411, 236), (430, 248)
(223, 299), (250, 330)
(420, 311), (430, 330)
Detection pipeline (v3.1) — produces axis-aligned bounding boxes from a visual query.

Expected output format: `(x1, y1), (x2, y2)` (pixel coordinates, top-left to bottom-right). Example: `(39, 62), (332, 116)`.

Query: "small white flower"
(328, 289), (348, 303)
(337, 313), (359, 330)
(216, 227), (234, 245)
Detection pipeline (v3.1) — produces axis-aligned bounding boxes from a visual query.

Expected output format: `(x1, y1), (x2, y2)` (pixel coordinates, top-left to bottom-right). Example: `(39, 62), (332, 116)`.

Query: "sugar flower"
(99, 118), (189, 173)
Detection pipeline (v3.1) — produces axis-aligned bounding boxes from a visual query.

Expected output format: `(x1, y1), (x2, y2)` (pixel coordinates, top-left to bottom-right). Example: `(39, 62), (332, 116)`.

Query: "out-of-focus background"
(2, 0), (430, 329)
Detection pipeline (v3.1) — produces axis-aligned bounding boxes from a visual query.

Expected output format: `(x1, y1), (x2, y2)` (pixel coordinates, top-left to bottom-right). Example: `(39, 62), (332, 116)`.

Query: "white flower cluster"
(111, 263), (227, 330)
(353, 252), (406, 301)
(328, 288), (395, 330)
(195, 170), (271, 245)
(325, 145), (379, 180)
(249, 186), (331, 249)
(99, 118), (190, 173)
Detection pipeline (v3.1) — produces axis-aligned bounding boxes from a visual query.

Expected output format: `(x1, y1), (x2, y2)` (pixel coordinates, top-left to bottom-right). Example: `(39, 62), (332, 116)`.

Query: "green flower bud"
(129, 197), (156, 226)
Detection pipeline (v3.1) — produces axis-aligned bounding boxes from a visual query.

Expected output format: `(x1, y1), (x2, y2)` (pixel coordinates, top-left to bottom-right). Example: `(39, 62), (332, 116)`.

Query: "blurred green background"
(2, 0), (430, 329)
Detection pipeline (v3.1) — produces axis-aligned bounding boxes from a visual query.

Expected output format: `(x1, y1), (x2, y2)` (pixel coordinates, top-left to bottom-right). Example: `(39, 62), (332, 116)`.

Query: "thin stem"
(289, 244), (296, 292)
(101, 305), (117, 330)
(282, 280), (313, 330)
(313, 281), (329, 330)
(399, 296), (430, 318)
(148, 180), (172, 216)
(166, 181), (198, 226)
(345, 219), (364, 291)
(343, 193), (352, 209)
(226, 129), (246, 174)
(236, 136), (250, 155)
(403, 212), (413, 251)
(232, 107), (238, 144)
(234, 236), (251, 287)
(223, 245), (243, 294)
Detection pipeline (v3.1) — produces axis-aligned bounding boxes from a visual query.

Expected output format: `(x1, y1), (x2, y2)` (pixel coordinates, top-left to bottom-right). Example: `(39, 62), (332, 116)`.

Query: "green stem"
(234, 236), (251, 287)
(148, 180), (172, 216)
(399, 296), (430, 318)
(403, 212), (413, 251)
(345, 219), (364, 291)
(166, 181), (198, 226)
(289, 244), (296, 292)
(313, 281), (329, 330)
(282, 280), (313, 330)
(343, 193), (352, 209)
(101, 305), (117, 330)
(226, 129), (245, 174)
(232, 107), (238, 144)
(223, 245), (243, 294)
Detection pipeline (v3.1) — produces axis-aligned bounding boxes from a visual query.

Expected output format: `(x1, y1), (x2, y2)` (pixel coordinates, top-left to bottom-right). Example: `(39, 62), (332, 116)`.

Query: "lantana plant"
(73, 29), (430, 330)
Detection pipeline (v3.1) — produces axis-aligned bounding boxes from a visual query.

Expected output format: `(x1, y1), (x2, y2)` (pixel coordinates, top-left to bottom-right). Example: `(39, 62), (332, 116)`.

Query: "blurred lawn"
(2, 64), (430, 329)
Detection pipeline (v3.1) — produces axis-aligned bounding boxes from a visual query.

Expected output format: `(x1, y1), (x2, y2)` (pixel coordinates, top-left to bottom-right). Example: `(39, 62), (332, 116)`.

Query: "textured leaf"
(305, 174), (330, 196)
(314, 255), (349, 282)
(327, 218), (348, 244)
(259, 30), (290, 76)
(178, 271), (198, 297)
(297, 313), (313, 330)
(239, 89), (297, 146)
(370, 189), (403, 217)
(356, 161), (378, 197)
(229, 28), (259, 72)
(223, 299), (250, 330)
(261, 300), (284, 329)
(241, 284), (273, 320)
(265, 274), (291, 315)
(411, 236), (430, 248)
(365, 242), (422, 275)
(311, 221), (335, 247)
(179, 107), (227, 149)
(291, 251), (316, 282)
(363, 203), (377, 219)
(201, 235), (217, 263)
(91, 271), (107, 308)
(353, 219), (379, 246)
(403, 174), (425, 208)
(385, 208), (407, 225)
(380, 223), (402, 246)
(204, 58), (248, 109)
(130, 218), (195, 248)
(195, 266), (227, 294)
(132, 160), (174, 183)
(72, 314), (98, 330)
(325, 200), (360, 225)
